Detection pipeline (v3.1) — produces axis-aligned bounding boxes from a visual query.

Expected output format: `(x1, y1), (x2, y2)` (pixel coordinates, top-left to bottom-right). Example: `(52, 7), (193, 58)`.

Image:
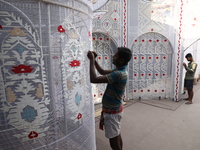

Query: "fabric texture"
(103, 112), (123, 139)
(102, 65), (127, 111)
(184, 79), (194, 90)
(99, 105), (123, 130)
(185, 62), (197, 79)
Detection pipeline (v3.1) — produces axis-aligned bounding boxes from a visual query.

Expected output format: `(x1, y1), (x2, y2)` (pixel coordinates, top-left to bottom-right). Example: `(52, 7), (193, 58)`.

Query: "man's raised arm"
(87, 51), (109, 83)
(92, 51), (112, 75)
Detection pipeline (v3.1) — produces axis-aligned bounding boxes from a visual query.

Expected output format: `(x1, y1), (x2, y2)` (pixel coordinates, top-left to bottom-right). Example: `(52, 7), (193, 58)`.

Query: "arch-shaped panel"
(127, 32), (173, 100)
(92, 32), (118, 104)
(0, 1), (50, 146)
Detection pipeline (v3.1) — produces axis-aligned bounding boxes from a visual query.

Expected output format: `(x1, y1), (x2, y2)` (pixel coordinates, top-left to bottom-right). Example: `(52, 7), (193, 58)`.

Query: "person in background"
(183, 53), (197, 104)
(87, 47), (132, 150)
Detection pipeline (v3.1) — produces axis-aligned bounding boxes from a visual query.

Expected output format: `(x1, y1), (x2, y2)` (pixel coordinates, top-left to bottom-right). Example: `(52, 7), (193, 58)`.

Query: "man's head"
(185, 53), (193, 61)
(112, 47), (132, 66)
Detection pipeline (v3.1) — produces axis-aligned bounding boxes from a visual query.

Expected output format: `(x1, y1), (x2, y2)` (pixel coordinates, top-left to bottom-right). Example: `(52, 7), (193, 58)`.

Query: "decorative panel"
(138, 0), (175, 36)
(92, 32), (117, 104)
(92, 0), (122, 45)
(0, 1), (95, 150)
(128, 32), (173, 100)
(127, 0), (182, 100)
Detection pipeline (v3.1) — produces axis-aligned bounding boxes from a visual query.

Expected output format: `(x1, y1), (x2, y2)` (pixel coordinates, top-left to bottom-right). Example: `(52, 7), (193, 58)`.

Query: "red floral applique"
(0, 25), (2, 29)
(69, 60), (80, 67)
(11, 64), (34, 74)
(58, 25), (65, 33)
(28, 131), (38, 139)
(88, 31), (91, 36)
(77, 113), (82, 119)
(52, 56), (59, 59)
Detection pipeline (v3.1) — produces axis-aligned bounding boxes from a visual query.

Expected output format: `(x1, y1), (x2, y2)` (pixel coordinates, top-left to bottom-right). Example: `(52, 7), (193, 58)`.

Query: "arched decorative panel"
(92, 32), (117, 104)
(0, 1), (95, 150)
(127, 32), (173, 100)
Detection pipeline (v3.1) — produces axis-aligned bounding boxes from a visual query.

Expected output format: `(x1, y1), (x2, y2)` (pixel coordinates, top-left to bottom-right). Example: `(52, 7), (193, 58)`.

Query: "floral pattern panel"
(0, 1), (95, 150)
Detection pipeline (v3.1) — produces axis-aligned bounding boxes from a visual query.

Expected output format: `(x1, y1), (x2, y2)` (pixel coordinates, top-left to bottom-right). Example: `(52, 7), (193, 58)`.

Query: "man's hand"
(87, 51), (94, 60)
(183, 62), (186, 67)
(92, 51), (98, 58)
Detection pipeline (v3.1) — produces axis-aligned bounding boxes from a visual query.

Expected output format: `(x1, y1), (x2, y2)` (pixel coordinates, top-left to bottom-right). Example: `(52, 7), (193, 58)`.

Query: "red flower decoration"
(52, 56), (59, 59)
(69, 60), (80, 67)
(28, 131), (38, 139)
(58, 25), (65, 33)
(11, 64), (34, 74)
(77, 113), (82, 120)
(134, 90), (137, 92)
(88, 31), (91, 36)
(147, 89), (150, 92)
(0, 25), (2, 29)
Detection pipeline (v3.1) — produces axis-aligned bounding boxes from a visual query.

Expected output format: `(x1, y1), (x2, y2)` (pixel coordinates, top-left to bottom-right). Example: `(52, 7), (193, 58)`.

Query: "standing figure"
(87, 47), (132, 150)
(183, 53), (197, 104)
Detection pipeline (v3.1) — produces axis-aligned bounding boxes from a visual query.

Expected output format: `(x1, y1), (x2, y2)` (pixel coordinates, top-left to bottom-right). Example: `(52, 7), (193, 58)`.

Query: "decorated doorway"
(127, 32), (173, 100)
(92, 32), (117, 104)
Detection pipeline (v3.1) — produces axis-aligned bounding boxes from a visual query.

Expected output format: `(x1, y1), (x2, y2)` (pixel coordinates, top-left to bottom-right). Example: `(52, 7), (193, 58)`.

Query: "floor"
(95, 82), (200, 150)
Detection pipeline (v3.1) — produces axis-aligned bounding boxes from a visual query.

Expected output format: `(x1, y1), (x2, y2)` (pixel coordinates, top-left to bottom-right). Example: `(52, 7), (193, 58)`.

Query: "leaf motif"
(7, 87), (17, 102)
(2, 18), (12, 25)
(35, 83), (43, 98)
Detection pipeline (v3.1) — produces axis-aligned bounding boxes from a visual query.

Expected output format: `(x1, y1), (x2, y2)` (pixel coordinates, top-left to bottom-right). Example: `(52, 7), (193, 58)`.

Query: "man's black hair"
(185, 53), (192, 58)
(117, 47), (132, 65)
